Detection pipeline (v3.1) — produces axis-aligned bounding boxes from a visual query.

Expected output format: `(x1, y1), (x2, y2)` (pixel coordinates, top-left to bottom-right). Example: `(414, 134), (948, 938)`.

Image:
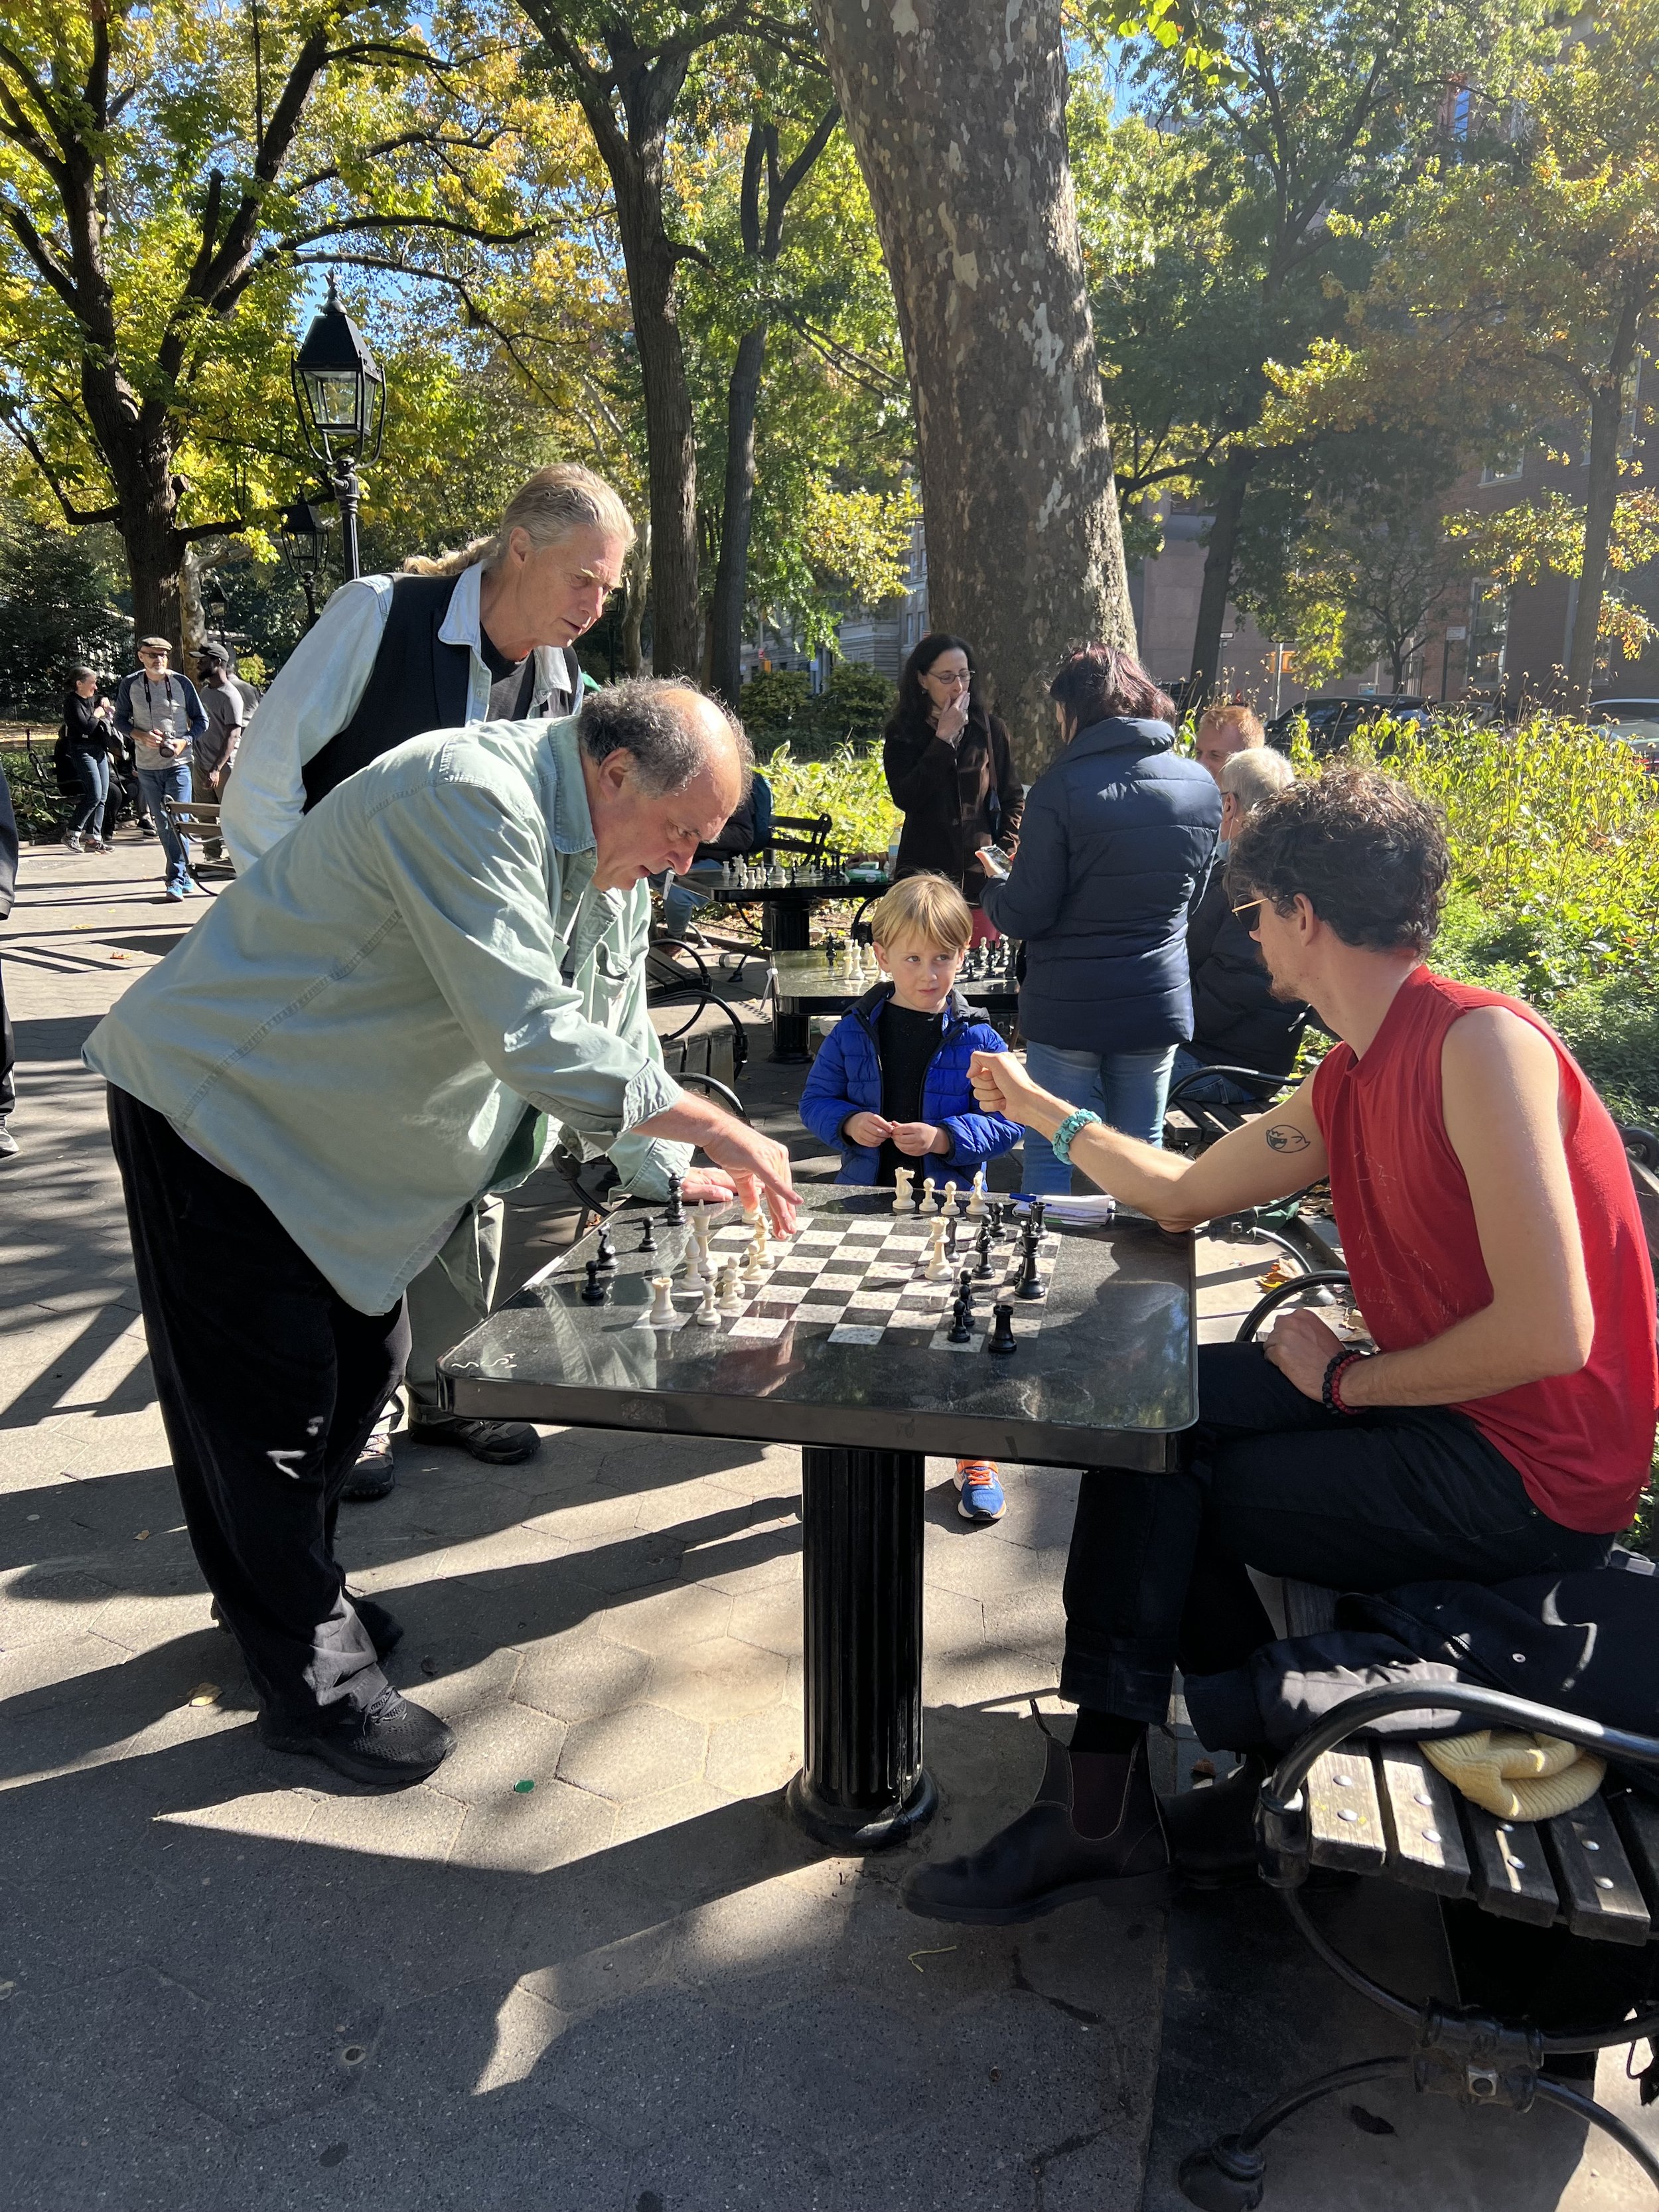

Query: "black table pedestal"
(785, 1443), (938, 1852)
(768, 901), (812, 1063)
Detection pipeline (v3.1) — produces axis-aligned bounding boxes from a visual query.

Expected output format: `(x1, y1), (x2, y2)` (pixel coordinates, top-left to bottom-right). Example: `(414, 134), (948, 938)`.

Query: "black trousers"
(1061, 1341), (1614, 1726)
(108, 1087), (407, 1725)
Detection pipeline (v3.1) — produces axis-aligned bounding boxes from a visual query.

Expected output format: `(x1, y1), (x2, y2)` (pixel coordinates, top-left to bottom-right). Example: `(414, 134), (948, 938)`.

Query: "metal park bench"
(159, 797), (234, 889)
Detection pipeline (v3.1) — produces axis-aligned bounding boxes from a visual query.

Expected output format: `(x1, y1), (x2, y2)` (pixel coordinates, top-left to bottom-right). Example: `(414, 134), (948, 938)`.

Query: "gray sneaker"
(0, 1119), (16, 1159)
(63, 832), (83, 853)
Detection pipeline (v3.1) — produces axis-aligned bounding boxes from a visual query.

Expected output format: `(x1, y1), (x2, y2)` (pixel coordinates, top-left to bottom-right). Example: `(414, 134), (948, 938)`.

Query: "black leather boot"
(904, 1728), (1173, 1925)
(1159, 1753), (1267, 1887)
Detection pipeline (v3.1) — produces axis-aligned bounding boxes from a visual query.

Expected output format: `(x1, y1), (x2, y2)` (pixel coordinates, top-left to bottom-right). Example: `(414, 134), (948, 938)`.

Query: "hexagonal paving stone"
(647, 1636), (788, 1724)
(514, 1636), (651, 1724)
(422, 1700), (567, 1806)
(557, 1702), (709, 1803)
(602, 1580), (732, 1653)
(703, 1703), (802, 1799)
(449, 1773), (618, 1873)
(726, 1584), (802, 1659)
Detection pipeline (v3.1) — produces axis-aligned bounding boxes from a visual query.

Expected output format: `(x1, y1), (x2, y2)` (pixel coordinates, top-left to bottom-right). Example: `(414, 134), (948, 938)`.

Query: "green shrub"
(762, 739), (899, 861)
(740, 664), (897, 756)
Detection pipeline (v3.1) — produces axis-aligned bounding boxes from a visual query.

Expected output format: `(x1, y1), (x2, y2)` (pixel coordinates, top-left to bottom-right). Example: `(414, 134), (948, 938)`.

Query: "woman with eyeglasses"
(882, 634), (1022, 940)
(977, 643), (1221, 1182)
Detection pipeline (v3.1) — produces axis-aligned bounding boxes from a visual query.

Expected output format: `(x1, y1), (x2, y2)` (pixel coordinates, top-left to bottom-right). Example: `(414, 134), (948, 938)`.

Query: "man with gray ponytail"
(220, 463), (633, 1483)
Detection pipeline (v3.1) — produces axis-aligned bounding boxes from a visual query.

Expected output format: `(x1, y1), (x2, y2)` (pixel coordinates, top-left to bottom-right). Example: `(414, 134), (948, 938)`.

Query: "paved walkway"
(2, 832), (1651, 2209)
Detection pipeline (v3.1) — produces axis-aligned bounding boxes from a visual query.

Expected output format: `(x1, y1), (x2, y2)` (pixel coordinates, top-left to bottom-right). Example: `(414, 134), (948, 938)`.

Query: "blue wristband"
(1050, 1107), (1101, 1164)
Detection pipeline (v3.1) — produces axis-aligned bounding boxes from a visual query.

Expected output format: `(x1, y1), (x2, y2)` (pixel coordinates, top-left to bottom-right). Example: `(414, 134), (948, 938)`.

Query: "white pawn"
(939, 1181), (958, 1220)
(695, 1280), (720, 1326)
(718, 1262), (743, 1313)
(922, 1176), (938, 1211)
(681, 1244), (706, 1291)
(967, 1167), (986, 1220)
(648, 1276), (676, 1327)
(741, 1242), (765, 1283)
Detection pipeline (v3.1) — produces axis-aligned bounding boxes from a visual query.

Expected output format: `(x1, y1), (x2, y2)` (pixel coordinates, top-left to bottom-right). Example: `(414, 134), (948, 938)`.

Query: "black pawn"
(1031, 1199), (1047, 1240)
(989, 1303), (1017, 1355)
(957, 1268), (975, 1311)
(664, 1173), (685, 1227)
(595, 1224), (616, 1269)
(638, 1217), (656, 1255)
(1016, 1240), (1045, 1299)
(580, 1258), (609, 1305)
(948, 1297), (974, 1345)
(975, 1226), (993, 1279)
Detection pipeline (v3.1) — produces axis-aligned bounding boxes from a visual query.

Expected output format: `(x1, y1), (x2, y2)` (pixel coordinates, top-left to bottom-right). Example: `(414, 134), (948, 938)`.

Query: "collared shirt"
(84, 715), (689, 1315)
(220, 562), (581, 871)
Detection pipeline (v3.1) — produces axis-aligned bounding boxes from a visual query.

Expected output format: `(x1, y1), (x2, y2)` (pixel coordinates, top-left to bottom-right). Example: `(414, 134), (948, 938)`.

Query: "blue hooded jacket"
(798, 984), (1023, 1187)
(979, 716), (1220, 1056)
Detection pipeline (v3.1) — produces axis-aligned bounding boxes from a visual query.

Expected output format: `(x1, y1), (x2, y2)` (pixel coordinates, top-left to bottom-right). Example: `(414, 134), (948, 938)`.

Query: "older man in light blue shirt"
(89, 681), (794, 1789)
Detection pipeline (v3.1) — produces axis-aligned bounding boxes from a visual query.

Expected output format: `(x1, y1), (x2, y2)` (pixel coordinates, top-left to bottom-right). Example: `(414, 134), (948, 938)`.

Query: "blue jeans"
(68, 749), (109, 838)
(1019, 1038), (1177, 1193)
(663, 861), (722, 940)
(1169, 1043), (1261, 1108)
(136, 763), (192, 892)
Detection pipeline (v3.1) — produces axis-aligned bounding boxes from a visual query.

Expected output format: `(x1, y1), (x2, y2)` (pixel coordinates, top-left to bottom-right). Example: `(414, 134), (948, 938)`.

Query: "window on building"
(1479, 450), (1524, 485)
(1469, 579), (1509, 687)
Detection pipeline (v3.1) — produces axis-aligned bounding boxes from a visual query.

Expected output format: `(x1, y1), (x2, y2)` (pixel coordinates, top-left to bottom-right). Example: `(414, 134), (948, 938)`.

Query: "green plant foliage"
(741, 664), (895, 752)
(760, 738), (899, 859)
(0, 511), (131, 714)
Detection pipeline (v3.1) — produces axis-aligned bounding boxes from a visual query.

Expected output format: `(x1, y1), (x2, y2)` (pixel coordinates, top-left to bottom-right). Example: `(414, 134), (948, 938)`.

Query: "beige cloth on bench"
(1422, 1728), (1605, 1821)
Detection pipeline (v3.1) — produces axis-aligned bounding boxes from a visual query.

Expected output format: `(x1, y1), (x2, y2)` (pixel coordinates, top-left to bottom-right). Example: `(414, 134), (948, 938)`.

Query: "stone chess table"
(440, 1187), (1196, 1851)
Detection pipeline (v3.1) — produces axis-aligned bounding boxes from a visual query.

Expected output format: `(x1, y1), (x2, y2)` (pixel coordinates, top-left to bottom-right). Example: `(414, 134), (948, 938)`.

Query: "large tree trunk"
(812, 0), (1133, 776)
(610, 153), (700, 676)
(1189, 447), (1254, 705)
(621, 523), (650, 674)
(1566, 376), (1625, 707)
(709, 325), (767, 707)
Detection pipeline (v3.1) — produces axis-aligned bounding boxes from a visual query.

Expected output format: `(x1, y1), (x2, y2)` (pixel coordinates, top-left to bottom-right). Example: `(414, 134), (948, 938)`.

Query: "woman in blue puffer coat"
(979, 644), (1220, 1187)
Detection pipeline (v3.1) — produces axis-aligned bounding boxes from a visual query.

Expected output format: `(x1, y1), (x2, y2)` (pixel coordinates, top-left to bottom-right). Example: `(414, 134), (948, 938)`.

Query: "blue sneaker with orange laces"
(954, 1459), (1005, 1524)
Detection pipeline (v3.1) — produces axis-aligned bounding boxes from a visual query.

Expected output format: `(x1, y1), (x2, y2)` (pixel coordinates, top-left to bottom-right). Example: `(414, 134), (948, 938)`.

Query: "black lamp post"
(277, 499), (334, 627)
(291, 271), (384, 580)
(201, 574), (229, 640)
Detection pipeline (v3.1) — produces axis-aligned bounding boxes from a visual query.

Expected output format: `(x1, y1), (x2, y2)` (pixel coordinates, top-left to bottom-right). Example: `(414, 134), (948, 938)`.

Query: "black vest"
(302, 577), (469, 812)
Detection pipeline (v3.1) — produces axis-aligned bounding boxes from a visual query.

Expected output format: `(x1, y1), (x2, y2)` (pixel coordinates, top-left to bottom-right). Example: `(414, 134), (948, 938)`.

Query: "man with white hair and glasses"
(224, 464), (632, 1482)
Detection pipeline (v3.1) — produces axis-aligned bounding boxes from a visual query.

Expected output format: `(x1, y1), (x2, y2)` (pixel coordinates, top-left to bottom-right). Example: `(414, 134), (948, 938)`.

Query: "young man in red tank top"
(906, 765), (1658, 1925)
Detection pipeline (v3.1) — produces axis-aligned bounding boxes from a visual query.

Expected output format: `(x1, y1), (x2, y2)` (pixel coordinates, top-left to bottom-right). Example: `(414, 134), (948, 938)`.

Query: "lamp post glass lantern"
(278, 499), (334, 627)
(291, 271), (384, 581)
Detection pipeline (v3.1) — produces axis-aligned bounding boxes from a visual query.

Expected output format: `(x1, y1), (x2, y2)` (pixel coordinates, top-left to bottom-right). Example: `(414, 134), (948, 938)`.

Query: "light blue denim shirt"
(86, 716), (689, 1314)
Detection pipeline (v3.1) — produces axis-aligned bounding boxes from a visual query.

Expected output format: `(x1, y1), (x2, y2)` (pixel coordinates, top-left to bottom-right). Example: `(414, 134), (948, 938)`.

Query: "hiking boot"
(405, 1408), (540, 1465)
(904, 1726), (1173, 1925)
(342, 1406), (399, 1503)
(259, 1685), (454, 1787)
(1160, 1753), (1267, 1888)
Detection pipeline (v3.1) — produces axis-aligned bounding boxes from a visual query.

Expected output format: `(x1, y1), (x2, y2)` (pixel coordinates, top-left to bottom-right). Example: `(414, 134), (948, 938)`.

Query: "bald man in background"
(85, 681), (795, 1787)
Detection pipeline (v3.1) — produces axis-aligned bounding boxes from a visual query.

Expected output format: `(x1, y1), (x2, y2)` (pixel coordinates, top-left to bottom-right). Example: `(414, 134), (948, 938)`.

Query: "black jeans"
(108, 1087), (408, 1725)
(1061, 1340), (1613, 1724)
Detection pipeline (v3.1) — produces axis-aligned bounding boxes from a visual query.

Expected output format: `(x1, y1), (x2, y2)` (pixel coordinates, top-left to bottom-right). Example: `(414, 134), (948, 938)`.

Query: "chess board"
(659, 1204), (1056, 1354)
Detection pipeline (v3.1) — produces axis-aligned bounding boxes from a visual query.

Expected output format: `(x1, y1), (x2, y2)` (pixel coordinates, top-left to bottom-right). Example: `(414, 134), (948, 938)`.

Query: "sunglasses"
(1230, 895), (1265, 919)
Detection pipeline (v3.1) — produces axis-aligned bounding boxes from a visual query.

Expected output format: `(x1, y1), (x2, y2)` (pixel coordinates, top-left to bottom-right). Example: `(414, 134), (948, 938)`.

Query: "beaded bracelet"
(1050, 1106), (1102, 1164)
(1321, 1347), (1368, 1415)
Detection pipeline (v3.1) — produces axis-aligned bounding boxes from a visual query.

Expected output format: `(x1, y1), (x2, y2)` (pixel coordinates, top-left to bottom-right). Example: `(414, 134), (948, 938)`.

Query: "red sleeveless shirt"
(1309, 967), (1658, 1532)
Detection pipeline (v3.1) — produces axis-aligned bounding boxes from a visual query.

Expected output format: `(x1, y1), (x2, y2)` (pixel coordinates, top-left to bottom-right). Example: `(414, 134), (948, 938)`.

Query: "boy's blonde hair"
(869, 872), (973, 953)
(1197, 701), (1265, 747)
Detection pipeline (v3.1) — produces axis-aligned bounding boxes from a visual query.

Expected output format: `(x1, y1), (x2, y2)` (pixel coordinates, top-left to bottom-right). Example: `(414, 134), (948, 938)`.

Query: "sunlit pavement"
(1, 833), (1648, 2208)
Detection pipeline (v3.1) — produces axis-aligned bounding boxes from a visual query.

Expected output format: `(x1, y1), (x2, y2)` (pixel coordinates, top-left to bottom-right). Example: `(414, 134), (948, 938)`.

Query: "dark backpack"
(52, 731), (80, 795)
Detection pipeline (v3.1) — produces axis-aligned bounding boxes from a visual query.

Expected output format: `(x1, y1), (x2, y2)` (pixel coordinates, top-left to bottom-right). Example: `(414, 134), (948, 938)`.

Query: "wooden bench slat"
(1306, 1747), (1388, 1874)
(1462, 1803), (1559, 1926)
(1609, 1788), (1659, 1919)
(1376, 1745), (1473, 1898)
(1542, 1793), (1650, 1946)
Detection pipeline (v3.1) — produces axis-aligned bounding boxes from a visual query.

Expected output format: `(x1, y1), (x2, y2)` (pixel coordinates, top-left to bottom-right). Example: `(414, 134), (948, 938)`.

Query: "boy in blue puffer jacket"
(799, 873), (1021, 1523)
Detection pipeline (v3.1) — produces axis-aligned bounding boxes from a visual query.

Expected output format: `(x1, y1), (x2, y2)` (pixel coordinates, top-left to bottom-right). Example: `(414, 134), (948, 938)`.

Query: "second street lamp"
(277, 499), (334, 627)
(291, 271), (384, 581)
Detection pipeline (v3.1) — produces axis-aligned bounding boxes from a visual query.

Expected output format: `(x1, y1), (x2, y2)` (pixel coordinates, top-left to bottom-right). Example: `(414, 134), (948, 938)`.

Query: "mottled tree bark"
(811, 0), (1133, 774)
(1188, 447), (1255, 705)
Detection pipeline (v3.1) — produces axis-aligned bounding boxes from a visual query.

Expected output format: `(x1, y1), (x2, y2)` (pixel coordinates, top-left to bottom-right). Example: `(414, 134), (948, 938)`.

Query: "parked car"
(1264, 694), (1431, 755)
(1585, 697), (1659, 774)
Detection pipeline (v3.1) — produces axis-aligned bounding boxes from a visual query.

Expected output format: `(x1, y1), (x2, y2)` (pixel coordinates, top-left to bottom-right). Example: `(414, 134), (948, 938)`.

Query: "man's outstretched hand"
(695, 1116), (798, 1234)
(968, 1047), (1062, 1135)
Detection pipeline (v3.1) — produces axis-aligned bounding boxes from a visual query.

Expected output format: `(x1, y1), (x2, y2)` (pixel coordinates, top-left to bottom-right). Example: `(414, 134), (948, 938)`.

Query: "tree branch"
(0, 403), (119, 525)
(0, 190), (80, 311)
